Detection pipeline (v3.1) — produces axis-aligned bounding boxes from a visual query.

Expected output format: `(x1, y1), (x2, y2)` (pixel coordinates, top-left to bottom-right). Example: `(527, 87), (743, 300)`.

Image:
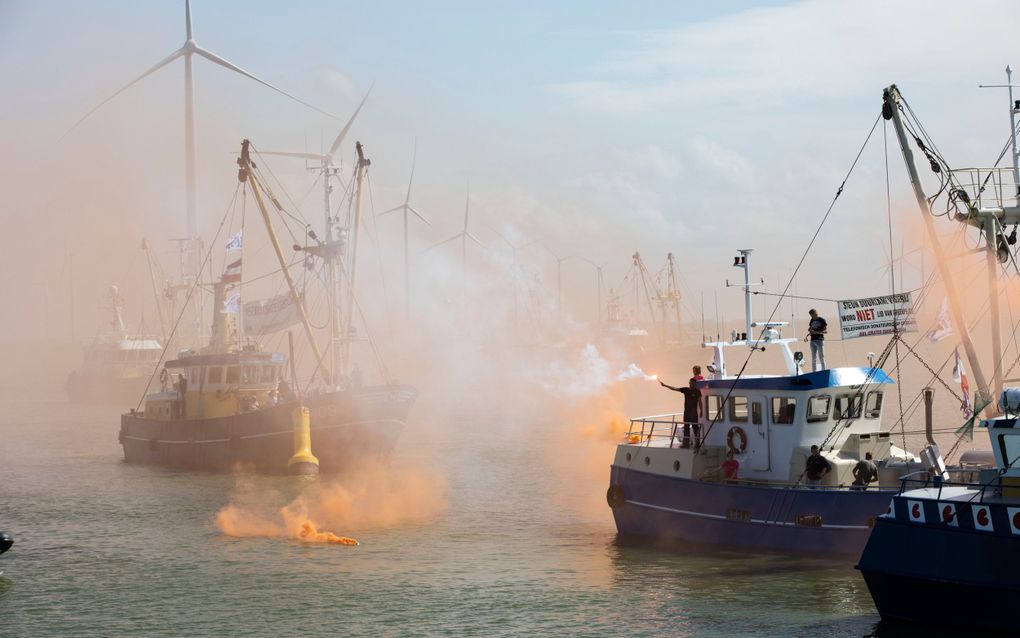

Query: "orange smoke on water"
(298, 521), (358, 546)
(214, 464), (446, 546)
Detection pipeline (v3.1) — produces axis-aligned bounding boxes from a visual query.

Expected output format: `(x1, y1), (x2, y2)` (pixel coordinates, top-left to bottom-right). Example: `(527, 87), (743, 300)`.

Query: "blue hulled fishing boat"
(607, 250), (923, 556)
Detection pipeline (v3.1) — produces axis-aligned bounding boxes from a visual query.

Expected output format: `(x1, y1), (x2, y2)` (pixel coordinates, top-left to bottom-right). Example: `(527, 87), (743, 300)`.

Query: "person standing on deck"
(659, 376), (702, 447)
(805, 445), (832, 488)
(804, 308), (828, 371)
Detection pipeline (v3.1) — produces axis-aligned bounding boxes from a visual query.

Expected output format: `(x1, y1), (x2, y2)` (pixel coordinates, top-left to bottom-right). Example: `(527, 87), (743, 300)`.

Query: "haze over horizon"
(2, 0), (1018, 382)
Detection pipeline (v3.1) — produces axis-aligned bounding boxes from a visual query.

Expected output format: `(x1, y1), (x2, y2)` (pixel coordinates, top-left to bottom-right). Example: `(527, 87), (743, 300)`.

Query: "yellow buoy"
(288, 405), (319, 475)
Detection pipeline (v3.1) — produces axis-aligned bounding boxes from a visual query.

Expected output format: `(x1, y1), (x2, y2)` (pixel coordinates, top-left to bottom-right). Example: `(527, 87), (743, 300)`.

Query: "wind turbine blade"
(408, 204), (431, 226)
(404, 138), (417, 204)
(60, 48), (184, 140)
(193, 45), (339, 120)
(185, 0), (194, 40)
(328, 84), (373, 157)
(258, 150), (327, 160)
(463, 188), (471, 231)
(427, 234), (462, 251)
(377, 204), (406, 217)
(466, 232), (484, 247)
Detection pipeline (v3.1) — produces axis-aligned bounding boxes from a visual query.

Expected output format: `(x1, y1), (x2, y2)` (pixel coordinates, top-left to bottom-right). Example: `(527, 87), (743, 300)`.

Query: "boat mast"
(632, 252), (659, 337)
(238, 139), (330, 384)
(883, 85), (992, 404)
(664, 252), (683, 345)
(321, 154), (345, 389)
(342, 142), (370, 378)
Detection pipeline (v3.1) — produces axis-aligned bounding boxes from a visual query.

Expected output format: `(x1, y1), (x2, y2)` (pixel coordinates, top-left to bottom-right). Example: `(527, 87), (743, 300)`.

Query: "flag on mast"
(952, 348), (971, 418)
(222, 258), (242, 284)
(225, 229), (243, 252)
(929, 297), (953, 342)
(222, 292), (241, 314)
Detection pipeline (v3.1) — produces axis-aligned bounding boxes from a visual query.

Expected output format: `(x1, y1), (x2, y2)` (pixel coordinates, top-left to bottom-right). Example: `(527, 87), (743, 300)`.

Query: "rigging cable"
(133, 183), (241, 411)
(699, 111), (884, 449)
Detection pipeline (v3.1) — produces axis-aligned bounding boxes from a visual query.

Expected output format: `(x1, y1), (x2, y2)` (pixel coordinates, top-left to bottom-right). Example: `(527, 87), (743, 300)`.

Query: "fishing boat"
(607, 249), (925, 555)
(856, 393), (1020, 632)
(119, 140), (416, 474)
(65, 286), (163, 404)
(855, 77), (1020, 631)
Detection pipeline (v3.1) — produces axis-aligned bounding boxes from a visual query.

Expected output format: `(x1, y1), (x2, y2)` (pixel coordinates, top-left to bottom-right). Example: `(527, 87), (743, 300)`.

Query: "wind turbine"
(259, 88), (371, 241)
(577, 256), (609, 325)
(257, 90), (371, 381)
(430, 185), (483, 272)
(491, 230), (541, 326)
(540, 244), (573, 317)
(61, 0), (337, 241)
(378, 141), (432, 316)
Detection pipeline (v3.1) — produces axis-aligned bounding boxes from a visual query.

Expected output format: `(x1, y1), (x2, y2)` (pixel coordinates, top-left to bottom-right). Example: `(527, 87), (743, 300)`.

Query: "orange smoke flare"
(298, 521), (359, 546)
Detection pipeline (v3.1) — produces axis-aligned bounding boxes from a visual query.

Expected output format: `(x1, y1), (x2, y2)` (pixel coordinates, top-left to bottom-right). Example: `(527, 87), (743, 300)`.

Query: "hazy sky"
(3, 0), (1020, 343)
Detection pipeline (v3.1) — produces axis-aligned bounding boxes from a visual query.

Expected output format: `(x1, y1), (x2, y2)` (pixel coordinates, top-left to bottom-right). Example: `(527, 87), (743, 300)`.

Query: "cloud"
(549, 0), (1020, 113)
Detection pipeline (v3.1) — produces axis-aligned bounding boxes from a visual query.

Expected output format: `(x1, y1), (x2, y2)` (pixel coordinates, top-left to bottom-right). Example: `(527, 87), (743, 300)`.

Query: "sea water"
(1, 398), (925, 637)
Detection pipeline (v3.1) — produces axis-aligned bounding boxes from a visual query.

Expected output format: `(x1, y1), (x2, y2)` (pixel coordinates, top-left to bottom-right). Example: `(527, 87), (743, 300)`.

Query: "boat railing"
(948, 166), (1019, 211)
(625, 414), (694, 447)
(897, 468), (997, 501)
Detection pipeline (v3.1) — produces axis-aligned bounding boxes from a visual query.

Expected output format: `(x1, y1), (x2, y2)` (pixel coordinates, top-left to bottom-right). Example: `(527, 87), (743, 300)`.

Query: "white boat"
(65, 286), (162, 404)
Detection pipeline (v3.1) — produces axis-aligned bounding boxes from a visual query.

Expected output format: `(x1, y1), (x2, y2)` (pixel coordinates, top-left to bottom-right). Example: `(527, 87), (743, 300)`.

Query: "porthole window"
(644, 456), (651, 466)
(625, 452), (632, 462)
(673, 460), (681, 472)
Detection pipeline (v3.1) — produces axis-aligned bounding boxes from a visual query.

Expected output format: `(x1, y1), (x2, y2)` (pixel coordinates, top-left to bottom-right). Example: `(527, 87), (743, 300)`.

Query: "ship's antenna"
(714, 291), (720, 342)
(978, 65), (1020, 201)
(701, 292), (706, 344)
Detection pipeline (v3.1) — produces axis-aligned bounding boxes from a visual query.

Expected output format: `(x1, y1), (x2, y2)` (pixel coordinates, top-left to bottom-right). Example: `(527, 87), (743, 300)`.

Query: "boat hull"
(120, 384), (416, 474)
(609, 465), (894, 555)
(857, 506), (1020, 632)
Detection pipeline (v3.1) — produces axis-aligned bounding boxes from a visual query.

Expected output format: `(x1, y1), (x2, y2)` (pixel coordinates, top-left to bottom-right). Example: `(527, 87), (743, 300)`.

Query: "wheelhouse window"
(705, 395), (724, 421)
(772, 397), (797, 424)
(751, 402), (762, 426)
(225, 366), (240, 384)
(807, 395), (831, 422)
(998, 434), (1020, 469)
(261, 366), (277, 383)
(835, 394), (863, 419)
(188, 368), (200, 384)
(207, 367), (223, 385)
(729, 396), (748, 422)
(865, 391), (883, 418)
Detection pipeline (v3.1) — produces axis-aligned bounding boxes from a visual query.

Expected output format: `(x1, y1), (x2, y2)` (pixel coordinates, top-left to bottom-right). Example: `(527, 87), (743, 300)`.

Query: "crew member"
(851, 452), (879, 490)
(805, 444), (832, 488)
(804, 308), (828, 371)
(659, 376), (702, 447)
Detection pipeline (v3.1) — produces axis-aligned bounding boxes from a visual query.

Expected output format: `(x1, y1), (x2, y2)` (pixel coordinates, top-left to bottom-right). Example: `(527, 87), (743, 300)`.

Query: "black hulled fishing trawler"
(856, 77), (1020, 632)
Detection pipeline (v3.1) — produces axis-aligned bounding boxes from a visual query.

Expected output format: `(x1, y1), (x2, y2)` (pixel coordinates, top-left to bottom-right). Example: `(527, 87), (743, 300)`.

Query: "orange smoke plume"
(215, 463), (446, 544)
(298, 521), (358, 546)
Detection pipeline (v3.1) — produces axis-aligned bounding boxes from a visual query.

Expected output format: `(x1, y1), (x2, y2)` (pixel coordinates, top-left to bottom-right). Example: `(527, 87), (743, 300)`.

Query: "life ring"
(606, 484), (626, 509)
(726, 427), (747, 454)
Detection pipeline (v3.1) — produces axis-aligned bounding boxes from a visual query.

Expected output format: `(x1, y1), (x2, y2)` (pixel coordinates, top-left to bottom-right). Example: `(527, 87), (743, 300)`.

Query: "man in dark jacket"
(659, 377), (702, 447)
(805, 445), (831, 488)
